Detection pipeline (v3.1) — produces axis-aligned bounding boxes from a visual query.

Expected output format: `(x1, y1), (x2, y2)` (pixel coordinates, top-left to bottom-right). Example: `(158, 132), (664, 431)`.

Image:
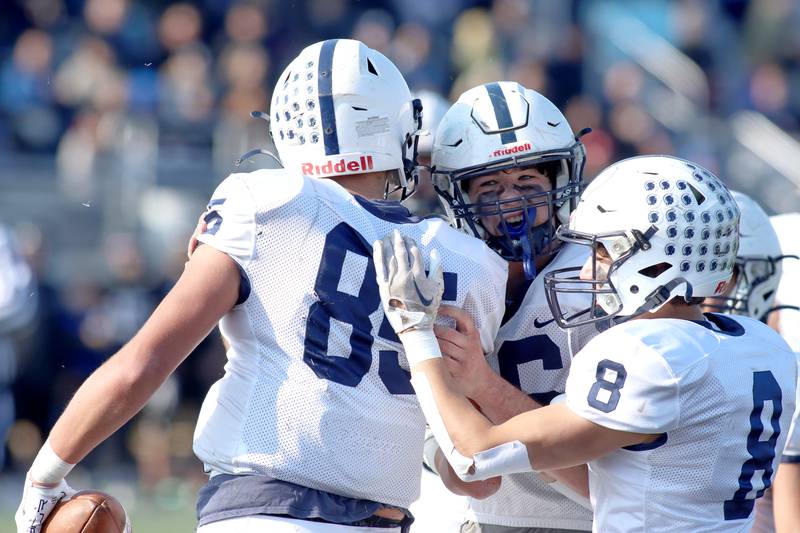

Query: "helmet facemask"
(433, 141), (586, 279)
(543, 224), (682, 330)
(384, 98), (424, 202)
(703, 254), (798, 321)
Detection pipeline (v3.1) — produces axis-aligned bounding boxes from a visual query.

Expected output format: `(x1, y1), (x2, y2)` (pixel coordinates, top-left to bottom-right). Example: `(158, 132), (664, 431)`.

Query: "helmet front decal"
(317, 39), (340, 156)
(483, 82), (521, 144)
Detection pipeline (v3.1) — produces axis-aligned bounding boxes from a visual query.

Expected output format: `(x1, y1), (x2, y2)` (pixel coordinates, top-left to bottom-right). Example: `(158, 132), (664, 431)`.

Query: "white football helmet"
(769, 212), (800, 351)
(703, 191), (793, 321)
(544, 155), (740, 328)
(431, 82), (587, 278)
(269, 39), (422, 198)
(412, 90), (449, 156)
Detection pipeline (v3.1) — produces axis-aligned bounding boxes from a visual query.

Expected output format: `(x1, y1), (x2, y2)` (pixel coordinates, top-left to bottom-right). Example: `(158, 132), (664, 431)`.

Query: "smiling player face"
(465, 166), (554, 237)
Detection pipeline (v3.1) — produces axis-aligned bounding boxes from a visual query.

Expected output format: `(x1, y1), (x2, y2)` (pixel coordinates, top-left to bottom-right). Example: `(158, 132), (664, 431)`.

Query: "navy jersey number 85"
(303, 223), (457, 394)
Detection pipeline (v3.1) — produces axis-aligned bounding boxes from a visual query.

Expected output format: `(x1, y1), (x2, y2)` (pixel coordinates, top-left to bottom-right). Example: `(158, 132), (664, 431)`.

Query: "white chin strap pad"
(411, 373), (532, 482)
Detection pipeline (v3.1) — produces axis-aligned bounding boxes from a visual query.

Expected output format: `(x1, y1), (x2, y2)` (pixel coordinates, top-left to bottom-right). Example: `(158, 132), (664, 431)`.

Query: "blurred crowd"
(1, 0), (800, 506)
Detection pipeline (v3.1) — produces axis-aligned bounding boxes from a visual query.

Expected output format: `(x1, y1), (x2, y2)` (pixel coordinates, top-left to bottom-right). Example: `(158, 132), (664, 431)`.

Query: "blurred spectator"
(2, 0), (800, 501)
(0, 225), (37, 467)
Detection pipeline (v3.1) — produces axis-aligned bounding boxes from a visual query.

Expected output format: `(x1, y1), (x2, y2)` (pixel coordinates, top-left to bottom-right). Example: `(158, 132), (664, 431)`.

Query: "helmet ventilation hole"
(367, 58), (378, 75)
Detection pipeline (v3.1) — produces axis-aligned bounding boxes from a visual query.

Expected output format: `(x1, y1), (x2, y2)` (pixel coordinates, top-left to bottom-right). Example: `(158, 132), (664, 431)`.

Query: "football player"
(423, 82), (595, 533)
(374, 155), (798, 532)
(15, 40), (507, 533)
(752, 212), (800, 533)
(701, 191), (794, 322)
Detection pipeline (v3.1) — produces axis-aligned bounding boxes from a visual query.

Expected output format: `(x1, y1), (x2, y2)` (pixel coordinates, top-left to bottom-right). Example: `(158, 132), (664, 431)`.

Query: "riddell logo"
(301, 156), (374, 176)
(714, 280), (729, 295)
(491, 142), (531, 158)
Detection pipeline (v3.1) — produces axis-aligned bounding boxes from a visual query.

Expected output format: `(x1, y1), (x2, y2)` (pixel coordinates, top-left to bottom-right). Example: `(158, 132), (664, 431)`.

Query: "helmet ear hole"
(638, 262), (673, 279)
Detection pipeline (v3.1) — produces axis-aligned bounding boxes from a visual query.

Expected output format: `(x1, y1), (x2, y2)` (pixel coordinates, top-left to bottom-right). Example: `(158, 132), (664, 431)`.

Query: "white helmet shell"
(545, 155), (740, 326)
(412, 90), (449, 156)
(704, 191), (783, 320)
(770, 212), (800, 351)
(433, 82), (583, 228)
(430, 82), (586, 277)
(270, 39), (421, 188)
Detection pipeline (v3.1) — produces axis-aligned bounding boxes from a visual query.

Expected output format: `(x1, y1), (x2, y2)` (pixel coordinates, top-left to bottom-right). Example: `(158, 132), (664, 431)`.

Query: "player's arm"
(413, 356), (653, 470)
(435, 305), (541, 424)
(374, 231), (656, 491)
(16, 244), (240, 533)
(48, 244), (240, 463)
(773, 393), (800, 533)
(773, 462), (800, 532)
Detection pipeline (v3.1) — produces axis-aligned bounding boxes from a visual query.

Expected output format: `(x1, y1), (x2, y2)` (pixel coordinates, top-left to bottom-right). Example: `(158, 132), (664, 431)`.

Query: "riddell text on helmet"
(302, 155), (374, 176)
(491, 142), (532, 158)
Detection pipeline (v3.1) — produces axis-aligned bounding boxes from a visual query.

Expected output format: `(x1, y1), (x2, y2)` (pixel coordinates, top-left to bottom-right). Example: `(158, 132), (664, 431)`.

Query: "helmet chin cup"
(487, 205), (557, 280)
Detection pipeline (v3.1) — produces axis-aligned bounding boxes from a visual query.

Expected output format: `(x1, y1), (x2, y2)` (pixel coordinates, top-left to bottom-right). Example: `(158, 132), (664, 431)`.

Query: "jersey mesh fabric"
(465, 243), (595, 530)
(782, 352), (800, 460)
(752, 351), (800, 533)
(573, 316), (797, 533)
(193, 170), (507, 509)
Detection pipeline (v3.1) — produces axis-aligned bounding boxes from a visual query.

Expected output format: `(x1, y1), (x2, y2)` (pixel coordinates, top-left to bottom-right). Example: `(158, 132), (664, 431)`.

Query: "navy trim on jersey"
(196, 474), (413, 528)
(783, 454), (800, 463)
(318, 39), (340, 155)
(485, 82), (517, 145)
(623, 432), (668, 451)
(691, 313), (746, 337)
(502, 277), (534, 326)
(354, 196), (421, 224)
(235, 262), (251, 305)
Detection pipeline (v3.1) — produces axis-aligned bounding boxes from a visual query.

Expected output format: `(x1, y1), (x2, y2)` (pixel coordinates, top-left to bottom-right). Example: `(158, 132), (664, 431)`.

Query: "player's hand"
(461, 475), (502, 500)
(186, 211), (209, 259)
(434, 447), (502, 499)
(435, 305), (493, 399)
(373, 230), (444, 335)
(15, 474), (76, 533)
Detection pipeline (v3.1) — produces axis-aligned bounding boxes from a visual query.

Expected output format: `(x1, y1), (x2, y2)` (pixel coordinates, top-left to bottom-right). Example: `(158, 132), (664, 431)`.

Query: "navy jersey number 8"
(303, 223), (457, 394)
(724, 370), (783, 520)
(587, 359), (627, 413)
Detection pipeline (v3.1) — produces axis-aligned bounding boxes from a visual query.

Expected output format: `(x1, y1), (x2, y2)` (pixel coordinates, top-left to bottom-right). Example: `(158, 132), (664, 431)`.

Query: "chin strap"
(488, 206), (555, 280)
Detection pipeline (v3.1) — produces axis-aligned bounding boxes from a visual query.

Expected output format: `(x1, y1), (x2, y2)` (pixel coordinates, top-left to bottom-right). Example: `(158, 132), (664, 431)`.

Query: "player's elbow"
(108, 341), (174, 398)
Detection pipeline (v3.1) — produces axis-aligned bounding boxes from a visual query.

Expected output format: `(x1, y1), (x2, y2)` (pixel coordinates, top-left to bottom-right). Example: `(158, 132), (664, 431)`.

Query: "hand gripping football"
(42, 490), (131, 533)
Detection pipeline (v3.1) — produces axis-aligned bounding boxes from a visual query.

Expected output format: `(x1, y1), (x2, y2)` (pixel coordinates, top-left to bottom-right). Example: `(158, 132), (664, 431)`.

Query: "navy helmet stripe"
(485, 82), (517, 145)
(318, 39), (340, 155)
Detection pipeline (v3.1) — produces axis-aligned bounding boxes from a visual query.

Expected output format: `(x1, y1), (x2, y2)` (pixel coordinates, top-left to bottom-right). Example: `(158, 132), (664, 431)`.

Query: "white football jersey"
(465, 243), (596, 530)
(566, 314), (798, 533)
(752, 351), (800, 533)
(193, 169), (507, 509)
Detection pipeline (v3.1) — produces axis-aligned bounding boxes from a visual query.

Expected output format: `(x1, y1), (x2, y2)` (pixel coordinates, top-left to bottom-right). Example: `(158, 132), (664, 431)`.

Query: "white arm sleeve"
(410, 371), (532, 482)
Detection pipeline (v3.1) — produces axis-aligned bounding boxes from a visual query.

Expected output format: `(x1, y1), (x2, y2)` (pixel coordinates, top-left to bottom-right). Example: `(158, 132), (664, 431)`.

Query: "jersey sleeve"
(565, 327), (681, 434)
(196, 174), (257, 268)
(783, 353), (800, 462)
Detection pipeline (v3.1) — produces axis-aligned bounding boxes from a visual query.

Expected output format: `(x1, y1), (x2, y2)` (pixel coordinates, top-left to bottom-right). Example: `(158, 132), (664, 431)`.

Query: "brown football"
(42, 490), (130, 533)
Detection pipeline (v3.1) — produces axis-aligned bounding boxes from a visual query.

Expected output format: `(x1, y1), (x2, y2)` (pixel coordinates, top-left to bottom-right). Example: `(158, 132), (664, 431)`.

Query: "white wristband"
(398, 329), (442, 367)
(30, 438), (75, 484)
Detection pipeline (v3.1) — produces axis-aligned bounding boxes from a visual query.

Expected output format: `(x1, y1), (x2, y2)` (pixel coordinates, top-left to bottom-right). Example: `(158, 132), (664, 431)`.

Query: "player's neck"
(332, 171), (390, 200)
(505, 249), (556, 299)
(634, 302), (706, 322)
